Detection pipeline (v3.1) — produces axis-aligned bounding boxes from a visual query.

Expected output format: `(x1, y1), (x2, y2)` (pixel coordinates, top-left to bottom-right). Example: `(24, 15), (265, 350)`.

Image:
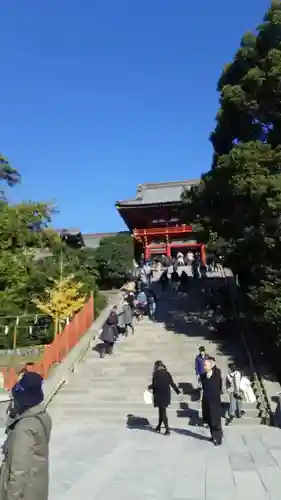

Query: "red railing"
(1, 295), (94, 390)
(133, 225), (193, 237)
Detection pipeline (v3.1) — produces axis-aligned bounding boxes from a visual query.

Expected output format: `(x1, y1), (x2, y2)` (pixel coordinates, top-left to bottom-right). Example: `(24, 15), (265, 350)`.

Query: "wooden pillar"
(144, 246), (150, 261)
(166, 244), (171, 257)
(201, 244), (206, 265)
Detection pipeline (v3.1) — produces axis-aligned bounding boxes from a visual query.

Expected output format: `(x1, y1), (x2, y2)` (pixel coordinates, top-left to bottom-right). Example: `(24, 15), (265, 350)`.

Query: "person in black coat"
(209, 356), (222, 382)
(201, 356), (223, 446)
(148, 360), (181, 435)
(99, 309), (118, 358)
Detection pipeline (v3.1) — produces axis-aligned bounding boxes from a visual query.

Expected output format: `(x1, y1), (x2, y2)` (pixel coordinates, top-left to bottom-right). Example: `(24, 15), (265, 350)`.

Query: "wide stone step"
(50, 391), (258, 407)
(47, 410), (261, 428)
(49, 397), (259, 418)
(49, 282), (263, 432)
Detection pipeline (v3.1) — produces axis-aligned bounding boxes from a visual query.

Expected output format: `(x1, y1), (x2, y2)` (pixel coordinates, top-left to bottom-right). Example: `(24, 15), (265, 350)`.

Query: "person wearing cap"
(195, 346), (207, 390)
(0, 372), (52, 500)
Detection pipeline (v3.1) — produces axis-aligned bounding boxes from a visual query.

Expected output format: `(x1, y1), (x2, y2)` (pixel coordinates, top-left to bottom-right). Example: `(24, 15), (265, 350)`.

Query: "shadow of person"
(176, 403), (202, 426)
(126, 414), (152, 430)
(92, 342), (103, 354)
(179, 382), (201, 402)
(126, 414), (211, 442)
(172, 428), (210, 441)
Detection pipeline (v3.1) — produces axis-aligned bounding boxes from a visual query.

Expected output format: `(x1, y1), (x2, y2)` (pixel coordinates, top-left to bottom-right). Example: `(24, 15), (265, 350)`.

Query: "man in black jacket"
(201, 357), (223, 446)
(209, 356), (222, 389)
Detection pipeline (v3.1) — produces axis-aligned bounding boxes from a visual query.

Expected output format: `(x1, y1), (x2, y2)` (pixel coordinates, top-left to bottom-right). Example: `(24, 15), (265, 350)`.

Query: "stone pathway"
(46, 424), (281, 500)
(45, 273), (281, 498)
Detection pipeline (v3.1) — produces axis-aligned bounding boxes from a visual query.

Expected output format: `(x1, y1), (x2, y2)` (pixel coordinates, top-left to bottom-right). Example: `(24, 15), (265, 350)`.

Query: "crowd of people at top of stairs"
(137, 251), (224, 275)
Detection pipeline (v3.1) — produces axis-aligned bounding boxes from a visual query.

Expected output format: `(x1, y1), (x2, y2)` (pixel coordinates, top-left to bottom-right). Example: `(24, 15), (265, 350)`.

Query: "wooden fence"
(1, 295), (94, 389)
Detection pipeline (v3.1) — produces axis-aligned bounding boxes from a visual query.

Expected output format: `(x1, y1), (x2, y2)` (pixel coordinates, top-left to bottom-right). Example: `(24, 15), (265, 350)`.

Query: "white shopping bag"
(240, 376), (256, 403)
(143, 389), (153, 405)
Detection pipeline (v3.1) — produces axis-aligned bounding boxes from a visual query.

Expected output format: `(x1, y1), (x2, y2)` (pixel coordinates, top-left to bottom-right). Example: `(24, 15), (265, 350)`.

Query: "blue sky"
(1, 0), (269, 233)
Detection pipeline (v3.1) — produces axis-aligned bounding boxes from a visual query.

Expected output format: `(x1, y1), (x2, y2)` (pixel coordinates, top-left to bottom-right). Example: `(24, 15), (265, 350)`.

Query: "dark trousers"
(208, 421), (223, 444)
(125, 323), (134, 336)
(100, 341), (114, 358)
(158, 407), (169, 429)
(161, 280), (168, 292)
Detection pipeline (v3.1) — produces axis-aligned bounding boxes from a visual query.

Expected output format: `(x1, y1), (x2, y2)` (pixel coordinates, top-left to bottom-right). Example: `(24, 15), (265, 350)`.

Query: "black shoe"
(164, 428), (171, 436)
(214, 440), (222, 446)
(155, 425), (161, 433)
(225, 417), (233, 426)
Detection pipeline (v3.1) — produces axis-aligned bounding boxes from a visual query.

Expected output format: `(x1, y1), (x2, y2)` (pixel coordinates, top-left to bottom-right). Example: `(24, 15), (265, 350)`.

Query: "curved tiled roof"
(116, 179), (199, 206)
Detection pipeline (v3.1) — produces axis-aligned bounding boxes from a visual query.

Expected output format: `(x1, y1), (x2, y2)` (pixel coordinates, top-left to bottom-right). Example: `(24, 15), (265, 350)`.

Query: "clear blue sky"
(1, 0), (269, 233)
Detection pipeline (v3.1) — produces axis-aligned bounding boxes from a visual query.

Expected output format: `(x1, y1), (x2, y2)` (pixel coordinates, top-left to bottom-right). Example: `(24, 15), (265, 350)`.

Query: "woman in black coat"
(148, 360), (181, 435)
(201, 357), (223, 446)
(99, 310), (118, 358)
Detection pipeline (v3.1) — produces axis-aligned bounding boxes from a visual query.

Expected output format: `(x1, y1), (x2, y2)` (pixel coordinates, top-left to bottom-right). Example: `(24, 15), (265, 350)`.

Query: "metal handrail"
(220, 267), (273, 425)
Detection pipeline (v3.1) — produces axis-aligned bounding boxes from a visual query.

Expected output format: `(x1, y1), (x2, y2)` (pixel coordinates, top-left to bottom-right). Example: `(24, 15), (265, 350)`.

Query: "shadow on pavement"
(172, 427), (210, 441)
(176, 402), (201, 426)
(179, 382), (200, 401)
(126, 414), (210, 441)
(126, 414), (151, 429)
(153, 276), (251, 376)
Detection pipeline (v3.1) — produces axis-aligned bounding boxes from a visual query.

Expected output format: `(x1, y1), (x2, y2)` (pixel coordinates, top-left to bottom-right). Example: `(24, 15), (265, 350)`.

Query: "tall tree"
(95, 233), (133, 288)
(0, 155), (20, 198)
(0, 202), (104, 347)
(183, 2), (281, 334)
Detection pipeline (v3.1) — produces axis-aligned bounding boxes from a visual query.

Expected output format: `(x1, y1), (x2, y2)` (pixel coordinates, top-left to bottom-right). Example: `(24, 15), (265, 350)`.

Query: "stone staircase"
(49, 277), (260, 429)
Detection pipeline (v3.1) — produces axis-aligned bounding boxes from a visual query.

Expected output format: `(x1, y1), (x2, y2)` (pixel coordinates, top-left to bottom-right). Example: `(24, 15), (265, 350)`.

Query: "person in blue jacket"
(195, 346), (207, 389)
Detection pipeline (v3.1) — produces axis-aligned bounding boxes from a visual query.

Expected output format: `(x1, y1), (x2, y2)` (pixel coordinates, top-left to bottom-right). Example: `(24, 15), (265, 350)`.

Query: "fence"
(1, 295), (94, 390)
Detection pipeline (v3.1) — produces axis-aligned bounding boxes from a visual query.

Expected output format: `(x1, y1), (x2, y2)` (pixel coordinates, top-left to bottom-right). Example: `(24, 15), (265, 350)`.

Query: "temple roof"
(116, 179), (199, 207)
(83, 232), (118, 248)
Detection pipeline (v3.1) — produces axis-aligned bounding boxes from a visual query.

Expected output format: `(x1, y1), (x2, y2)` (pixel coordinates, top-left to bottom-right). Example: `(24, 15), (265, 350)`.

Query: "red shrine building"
(116, 180), (206, 264)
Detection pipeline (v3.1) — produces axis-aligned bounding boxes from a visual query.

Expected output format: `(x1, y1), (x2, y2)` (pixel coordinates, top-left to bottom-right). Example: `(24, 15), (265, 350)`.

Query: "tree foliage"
(0, 155), (20, 199)
(0, 201), (59, 252)
(183, 1), (281, 338)
(0, 199), (103, 347)
(33, 275), (85, 335)
(0, 204), (132, 347)
(95, 233), (133, 288)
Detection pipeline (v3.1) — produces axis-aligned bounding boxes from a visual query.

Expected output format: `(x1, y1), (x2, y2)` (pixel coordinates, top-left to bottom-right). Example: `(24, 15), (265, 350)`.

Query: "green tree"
(0, 154), (20, 198)
(0, 201), (59, 252)
(95, 233), (133, 288)
(0, 201), (106, 347)
(183, 2), (281, 336)
(33, 245), (105, 316)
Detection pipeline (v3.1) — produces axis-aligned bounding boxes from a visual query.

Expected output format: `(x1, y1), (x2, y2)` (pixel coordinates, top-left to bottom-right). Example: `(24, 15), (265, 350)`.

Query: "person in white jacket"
(225, 363), (243, 425)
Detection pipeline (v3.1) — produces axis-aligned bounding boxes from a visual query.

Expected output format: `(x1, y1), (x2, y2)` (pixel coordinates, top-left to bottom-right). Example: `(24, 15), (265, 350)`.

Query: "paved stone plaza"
(46, 424), (281, 500)
(45, 272), (281, 498)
